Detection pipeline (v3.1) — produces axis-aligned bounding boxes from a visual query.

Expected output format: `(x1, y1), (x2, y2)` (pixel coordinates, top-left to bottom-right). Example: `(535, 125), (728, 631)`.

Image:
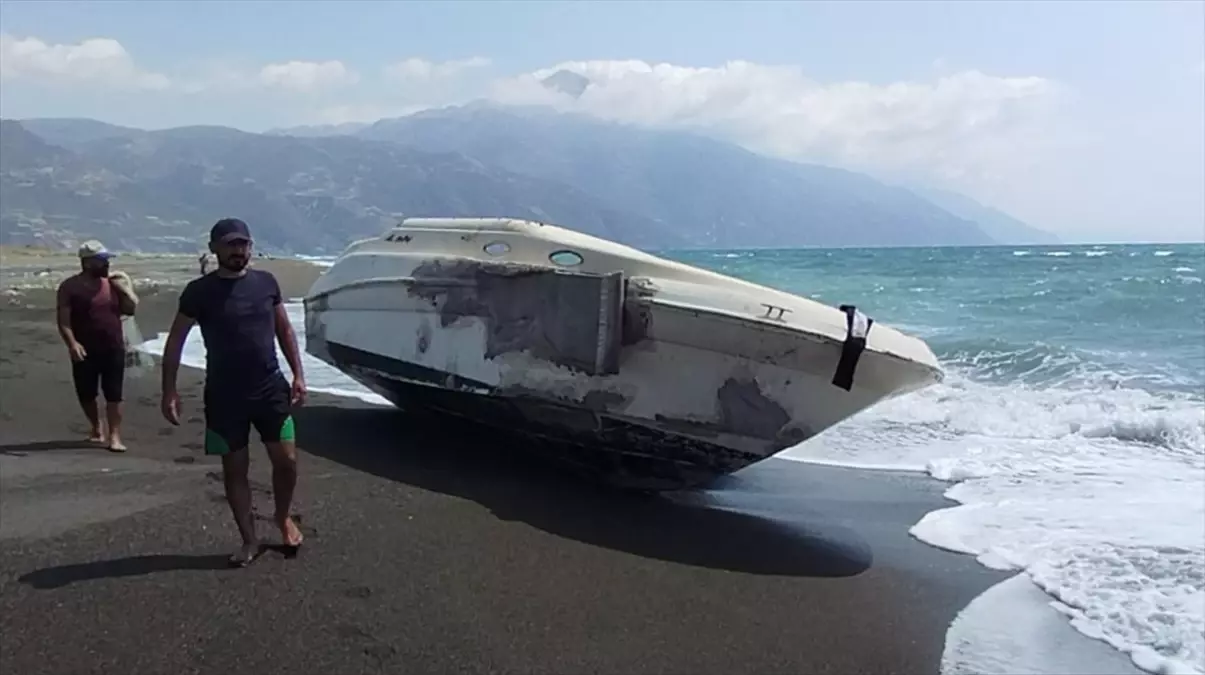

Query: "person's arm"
(55, 282), (86, 361)
(160, 284), (199, 424)
(270, 274), (306, 404)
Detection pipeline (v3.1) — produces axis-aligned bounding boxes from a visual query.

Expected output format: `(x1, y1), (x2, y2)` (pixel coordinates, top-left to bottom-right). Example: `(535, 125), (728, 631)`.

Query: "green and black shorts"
(203, 375), (296, 455)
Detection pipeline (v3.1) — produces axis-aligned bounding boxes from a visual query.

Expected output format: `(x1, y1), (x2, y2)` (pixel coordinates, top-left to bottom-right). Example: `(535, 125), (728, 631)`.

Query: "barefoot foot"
(228, 542), (263, 568)
(277, 516), (304, 549)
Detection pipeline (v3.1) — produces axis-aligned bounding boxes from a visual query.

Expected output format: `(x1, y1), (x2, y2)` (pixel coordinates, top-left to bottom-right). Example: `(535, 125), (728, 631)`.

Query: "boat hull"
(305, 277), (939, 491)
(303, 217), (943, 491)
(312, 340), (775, 491)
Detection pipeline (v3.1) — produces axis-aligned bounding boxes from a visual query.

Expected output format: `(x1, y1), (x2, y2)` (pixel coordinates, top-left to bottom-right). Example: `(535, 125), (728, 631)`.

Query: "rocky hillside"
(1, 119), (668, 253)
(4, 107), (1052, 253)
(355, 104), (1001, 249)
(907, 185), (1059, 245)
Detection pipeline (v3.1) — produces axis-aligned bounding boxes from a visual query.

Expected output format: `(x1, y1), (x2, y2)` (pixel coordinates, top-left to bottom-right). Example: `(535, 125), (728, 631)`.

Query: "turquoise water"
(669, 242), (1205, 674)
(667, 243), (1205, 397)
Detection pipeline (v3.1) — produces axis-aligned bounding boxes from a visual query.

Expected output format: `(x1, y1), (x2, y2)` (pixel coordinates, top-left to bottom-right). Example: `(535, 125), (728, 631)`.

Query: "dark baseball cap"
(210, 218), (252, 244)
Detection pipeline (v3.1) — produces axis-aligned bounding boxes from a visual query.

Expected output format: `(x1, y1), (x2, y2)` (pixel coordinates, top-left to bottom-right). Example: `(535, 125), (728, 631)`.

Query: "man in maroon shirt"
(56, 240), (136, 451)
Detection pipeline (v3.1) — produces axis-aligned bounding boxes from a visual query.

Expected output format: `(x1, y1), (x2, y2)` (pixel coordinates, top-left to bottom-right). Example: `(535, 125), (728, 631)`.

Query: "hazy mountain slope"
(909, 186), (1059, 245)
(2, 120), (674, 252)
(15, 117), (146, 149)
(264, 122), (369, 138)
(355, 103), (996, 248)
(0, 120), (151, 248)
(10, 108), (1046, 253)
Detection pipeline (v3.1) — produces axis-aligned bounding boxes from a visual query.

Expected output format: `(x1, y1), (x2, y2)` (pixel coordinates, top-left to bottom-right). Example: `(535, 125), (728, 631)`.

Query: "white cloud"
(170, 59), (360, 95)
(258, 60), (359, 92)
(489, 59), (1063, 190)
(0, 33), (170, 90)
(0, 39), (1079, 229)
(383, 56), (491, 82)
(0, 33), (356, 96)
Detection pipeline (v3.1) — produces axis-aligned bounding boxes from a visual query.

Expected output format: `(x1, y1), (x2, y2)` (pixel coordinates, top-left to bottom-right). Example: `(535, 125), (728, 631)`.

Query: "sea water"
(139, 243), (1205, 675)
(679, 243), (1204, 675)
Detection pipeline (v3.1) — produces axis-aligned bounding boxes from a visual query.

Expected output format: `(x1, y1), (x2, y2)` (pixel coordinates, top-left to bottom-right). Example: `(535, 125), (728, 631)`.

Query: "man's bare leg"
(80, 398), (104, 443)
(220, 448), (260, 564)
(105, 402), (126, 452)
(265, 440), (302, 547)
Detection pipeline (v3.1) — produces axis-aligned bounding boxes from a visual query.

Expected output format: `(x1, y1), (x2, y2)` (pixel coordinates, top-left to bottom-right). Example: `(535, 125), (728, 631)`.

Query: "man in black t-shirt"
(160, 218), (308, 567)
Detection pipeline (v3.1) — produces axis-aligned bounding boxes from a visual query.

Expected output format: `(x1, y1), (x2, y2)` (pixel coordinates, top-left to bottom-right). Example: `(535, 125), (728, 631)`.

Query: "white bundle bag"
(109, 270), (153, 379)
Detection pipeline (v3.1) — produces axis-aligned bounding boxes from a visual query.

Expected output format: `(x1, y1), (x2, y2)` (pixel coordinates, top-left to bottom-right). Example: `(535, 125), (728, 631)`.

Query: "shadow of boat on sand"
(293, 402), (874, 578)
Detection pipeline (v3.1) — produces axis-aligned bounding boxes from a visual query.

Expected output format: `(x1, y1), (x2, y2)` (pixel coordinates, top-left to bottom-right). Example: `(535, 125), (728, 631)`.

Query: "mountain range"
(1, 103), (1057, 254)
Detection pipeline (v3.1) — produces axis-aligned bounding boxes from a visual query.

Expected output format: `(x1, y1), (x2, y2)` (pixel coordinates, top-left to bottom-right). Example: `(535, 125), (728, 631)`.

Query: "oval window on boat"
(483, 241), (511, 256)
(549, 249), (584, 267)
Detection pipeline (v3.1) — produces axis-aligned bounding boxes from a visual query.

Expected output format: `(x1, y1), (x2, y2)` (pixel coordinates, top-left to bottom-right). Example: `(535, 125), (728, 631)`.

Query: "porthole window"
(549, 249), (583, 267)
(483, 241), (511, 256)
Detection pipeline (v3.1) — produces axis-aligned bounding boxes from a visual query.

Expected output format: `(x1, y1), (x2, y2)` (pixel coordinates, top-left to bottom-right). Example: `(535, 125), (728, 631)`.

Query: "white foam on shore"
(786, 457), (928, 473)
(137, 301), (391, 406)
(294, 255), (337, 268)
(783, 366), (1205, 675)
(943, 574), (1144, 675)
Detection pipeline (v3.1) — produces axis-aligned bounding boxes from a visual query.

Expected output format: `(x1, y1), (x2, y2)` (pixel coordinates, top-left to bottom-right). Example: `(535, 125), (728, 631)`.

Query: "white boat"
(303, 217), (943, 491)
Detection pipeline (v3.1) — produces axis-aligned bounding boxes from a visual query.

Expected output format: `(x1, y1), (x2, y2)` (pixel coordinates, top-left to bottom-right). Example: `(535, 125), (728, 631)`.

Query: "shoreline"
(0, 255), (1150, 675)
(0, 246), (320, 295)
(0, 259), (993, 674)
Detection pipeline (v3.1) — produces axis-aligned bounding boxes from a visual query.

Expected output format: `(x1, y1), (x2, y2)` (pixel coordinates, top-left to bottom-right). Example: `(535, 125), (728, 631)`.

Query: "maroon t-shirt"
(57, 275), (125, 353)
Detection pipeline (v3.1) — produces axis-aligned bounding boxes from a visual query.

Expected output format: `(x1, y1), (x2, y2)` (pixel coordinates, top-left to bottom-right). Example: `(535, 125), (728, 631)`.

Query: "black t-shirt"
(178, 269), (285, 399)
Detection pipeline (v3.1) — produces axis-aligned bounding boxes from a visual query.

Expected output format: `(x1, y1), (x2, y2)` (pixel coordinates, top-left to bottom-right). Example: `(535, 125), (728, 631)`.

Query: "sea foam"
(784, 360), (1205, 675)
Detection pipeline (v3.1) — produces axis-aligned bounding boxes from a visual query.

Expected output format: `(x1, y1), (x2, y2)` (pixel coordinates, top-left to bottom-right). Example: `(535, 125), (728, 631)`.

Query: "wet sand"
(0, 257), (1009, 674)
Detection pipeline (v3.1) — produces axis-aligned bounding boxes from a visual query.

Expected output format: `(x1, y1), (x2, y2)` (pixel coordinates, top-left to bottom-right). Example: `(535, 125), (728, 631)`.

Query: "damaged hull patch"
(324, 341), (778, 492)
(407, 259), (625, 376)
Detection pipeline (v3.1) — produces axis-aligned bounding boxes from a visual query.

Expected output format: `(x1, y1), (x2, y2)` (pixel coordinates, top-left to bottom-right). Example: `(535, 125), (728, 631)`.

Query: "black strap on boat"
(832, 304), (873, 391)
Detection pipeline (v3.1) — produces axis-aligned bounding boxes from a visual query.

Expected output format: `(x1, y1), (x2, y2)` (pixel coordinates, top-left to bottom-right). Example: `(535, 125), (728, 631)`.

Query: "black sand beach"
(0, 258), (1008, 674)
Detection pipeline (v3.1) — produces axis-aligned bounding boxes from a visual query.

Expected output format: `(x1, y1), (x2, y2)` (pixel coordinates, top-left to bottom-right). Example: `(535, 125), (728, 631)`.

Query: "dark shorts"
(71, 348), (125, 403)
(203, 376), (296, 455)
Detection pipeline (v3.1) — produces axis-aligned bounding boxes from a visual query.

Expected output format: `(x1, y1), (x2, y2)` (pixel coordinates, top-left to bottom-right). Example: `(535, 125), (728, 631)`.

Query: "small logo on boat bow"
(760, 303), (792, 321)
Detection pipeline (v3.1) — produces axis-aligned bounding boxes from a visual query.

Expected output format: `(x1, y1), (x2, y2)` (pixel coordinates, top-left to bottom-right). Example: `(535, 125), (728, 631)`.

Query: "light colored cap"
(78, 240), (115, 260)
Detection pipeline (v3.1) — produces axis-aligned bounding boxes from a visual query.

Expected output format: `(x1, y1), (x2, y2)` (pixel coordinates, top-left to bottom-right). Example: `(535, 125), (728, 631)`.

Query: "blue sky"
(1, 0), (1202, 243)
